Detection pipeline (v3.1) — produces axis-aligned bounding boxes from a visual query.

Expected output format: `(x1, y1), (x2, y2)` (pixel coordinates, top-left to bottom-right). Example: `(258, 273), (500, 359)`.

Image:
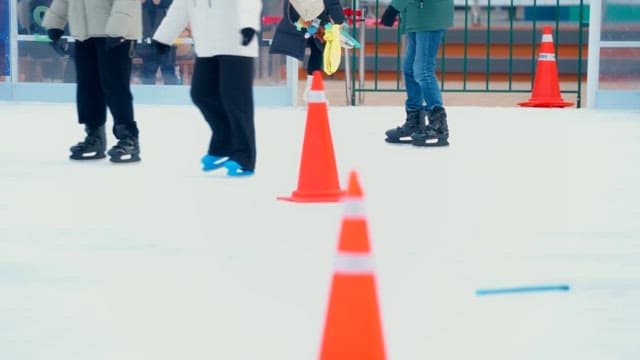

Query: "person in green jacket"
(381, 0), (454, 147)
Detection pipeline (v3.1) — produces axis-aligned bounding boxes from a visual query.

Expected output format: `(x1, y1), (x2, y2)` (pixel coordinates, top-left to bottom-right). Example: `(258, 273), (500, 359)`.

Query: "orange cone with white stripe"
(278, 71), (345, 202)
(519, 25), (573, 107)
(319, 170), (386, 360)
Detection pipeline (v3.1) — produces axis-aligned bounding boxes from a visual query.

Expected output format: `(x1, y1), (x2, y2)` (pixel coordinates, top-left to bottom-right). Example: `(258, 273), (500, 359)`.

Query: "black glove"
(380, 6), (399, 27)
(48, 28), (69, 56)
(105, 36), (125, 51)
(151, 39), (171, 55)
(240, 27), (256, 46)
(48, 28), (63, 42)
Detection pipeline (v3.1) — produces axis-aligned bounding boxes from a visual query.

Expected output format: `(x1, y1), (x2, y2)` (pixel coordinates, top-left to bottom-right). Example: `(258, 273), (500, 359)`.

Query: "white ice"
(1, 101), (640, 359)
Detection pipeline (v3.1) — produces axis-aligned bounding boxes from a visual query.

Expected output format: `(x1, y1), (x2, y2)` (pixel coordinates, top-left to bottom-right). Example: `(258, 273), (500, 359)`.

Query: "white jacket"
(43, 0), (142, 41)
(153, 0), (262, 58)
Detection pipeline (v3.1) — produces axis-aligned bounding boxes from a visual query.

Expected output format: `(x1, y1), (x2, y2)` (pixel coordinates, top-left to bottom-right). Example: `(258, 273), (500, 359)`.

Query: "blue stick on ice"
(475, 284), (570, 296)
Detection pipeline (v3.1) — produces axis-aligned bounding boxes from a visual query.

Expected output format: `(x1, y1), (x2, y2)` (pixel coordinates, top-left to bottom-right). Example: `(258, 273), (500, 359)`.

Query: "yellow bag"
(323, 24), (342, 75)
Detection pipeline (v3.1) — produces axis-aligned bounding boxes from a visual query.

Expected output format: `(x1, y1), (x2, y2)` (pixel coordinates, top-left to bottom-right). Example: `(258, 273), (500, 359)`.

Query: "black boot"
(69, 125), (106, 160)
(411, 106), (449, 147)
(385, 109), (426, 144)
(108, 125), (140, 163)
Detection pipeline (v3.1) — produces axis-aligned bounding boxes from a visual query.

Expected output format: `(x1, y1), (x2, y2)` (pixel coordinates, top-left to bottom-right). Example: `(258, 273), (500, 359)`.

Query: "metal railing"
(342, 0), (587, 107)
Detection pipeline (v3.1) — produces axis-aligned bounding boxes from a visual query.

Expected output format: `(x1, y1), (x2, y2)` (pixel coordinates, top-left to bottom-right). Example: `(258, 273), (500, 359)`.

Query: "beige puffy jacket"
(43, 0), (142, 41)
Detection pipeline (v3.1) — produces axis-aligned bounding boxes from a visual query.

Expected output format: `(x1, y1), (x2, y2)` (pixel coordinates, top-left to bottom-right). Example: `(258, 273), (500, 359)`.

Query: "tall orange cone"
(519, 26), (574, 108)
(319, 170), (386, 360)
(278, 71), (345, 202)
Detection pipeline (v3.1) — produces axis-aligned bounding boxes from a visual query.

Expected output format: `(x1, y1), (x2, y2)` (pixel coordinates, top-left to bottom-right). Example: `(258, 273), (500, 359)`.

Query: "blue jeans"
(403, 30), (445, 112)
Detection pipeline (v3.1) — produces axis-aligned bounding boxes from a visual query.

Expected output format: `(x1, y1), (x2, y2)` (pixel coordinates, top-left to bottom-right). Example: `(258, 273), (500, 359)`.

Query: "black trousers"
(141, 46), (177, 85)
(307, 37), (323, 75)
(74, 38), (139, 138)
(191, 56), (256, 171)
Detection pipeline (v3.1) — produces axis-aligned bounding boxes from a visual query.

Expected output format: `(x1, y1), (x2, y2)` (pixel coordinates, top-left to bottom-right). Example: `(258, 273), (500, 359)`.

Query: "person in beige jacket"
(43, 0), (143, 163)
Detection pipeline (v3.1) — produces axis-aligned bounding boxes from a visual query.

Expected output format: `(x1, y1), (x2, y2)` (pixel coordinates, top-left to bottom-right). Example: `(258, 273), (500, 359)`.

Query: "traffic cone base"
(518, 98), (574, 107)
(277, 189), (345, 203)
(320, 276), (385, 360)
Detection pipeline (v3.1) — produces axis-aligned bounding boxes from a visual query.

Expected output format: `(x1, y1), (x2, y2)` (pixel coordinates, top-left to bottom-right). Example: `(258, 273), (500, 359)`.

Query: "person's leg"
(413, 30), (444, 111)
(74, 38), (106, 130)
(141, 53), (160, 85)
(96, 38), (138, 139)
(384, 33), (426, 143)
(303, 38), (323, 101)
(159, 47), (178, 85)
(190, 56), (232, 161)
(306, 38), (323, 75)
(402, 32), (423, 112)
(218, 55), (256, 172)
(68, 38), (107, 159)
(96, 38), (140, 161)
(410, 30), (449, 147)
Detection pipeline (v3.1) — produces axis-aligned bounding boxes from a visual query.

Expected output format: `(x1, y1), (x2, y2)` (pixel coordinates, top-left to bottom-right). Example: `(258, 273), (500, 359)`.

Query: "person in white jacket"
(153, 0), (262, 176)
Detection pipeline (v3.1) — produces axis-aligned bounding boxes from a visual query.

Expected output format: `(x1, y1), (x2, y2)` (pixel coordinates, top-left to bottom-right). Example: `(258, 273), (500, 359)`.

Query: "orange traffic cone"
(278, 71), (345, 202)
(518, 25), (574, 108)
(319, 170), (386, 360)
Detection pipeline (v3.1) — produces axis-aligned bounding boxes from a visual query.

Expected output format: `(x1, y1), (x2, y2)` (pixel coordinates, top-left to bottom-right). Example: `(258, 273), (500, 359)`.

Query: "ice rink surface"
(1, 101), (640, 359)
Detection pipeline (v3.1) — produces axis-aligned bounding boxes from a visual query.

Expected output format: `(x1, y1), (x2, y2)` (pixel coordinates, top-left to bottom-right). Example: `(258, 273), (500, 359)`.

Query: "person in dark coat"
(269, 0), (345, 101)
(140, 0), (178, 85)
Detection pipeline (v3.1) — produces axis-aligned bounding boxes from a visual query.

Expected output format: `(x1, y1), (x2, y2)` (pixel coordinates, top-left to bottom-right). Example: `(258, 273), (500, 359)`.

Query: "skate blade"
(411, 138), (450, 147)
(69, 152), (106, 160)
(109, 154), (141, 163)
(201, 155), (229, 172)
(385, 137), (412, 144)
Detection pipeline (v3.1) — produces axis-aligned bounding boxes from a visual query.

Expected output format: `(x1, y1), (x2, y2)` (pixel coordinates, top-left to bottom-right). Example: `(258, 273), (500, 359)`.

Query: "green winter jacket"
(390, 0), (454, 34)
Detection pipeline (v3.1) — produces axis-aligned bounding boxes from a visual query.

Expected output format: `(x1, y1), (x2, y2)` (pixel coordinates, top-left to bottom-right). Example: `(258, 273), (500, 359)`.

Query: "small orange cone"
(319, 170), (386, 360)
(519, 26), (574, 108)
(278, 71), (345, 202)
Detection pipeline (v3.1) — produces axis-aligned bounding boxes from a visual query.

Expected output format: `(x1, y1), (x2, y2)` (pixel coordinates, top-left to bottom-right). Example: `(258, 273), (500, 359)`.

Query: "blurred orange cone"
(519, 25), (573, 107)
(278, 71), (345, 202)
(319, 170), (386, 360)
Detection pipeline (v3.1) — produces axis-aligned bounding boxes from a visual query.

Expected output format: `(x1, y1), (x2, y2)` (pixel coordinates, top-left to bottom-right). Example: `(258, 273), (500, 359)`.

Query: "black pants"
(191, 55), (256, 171)
(74, 38), (139, 138)
(141, 46), (178, 85)
(307, 37), (323, 75)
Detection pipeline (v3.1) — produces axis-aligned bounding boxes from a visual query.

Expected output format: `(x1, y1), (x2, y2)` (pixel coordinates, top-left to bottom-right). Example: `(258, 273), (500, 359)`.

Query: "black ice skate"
(107, 137), (140, 163)
(69, 125), (107, 160)
(385, 109), (425, 144)
(411, 106), (449, 147)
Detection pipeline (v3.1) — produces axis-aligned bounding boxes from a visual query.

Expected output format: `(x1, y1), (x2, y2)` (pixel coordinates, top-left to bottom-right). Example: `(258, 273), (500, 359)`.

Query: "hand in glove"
(105, 36), (125, 51)
(380, 6), (399, 27)
(47, 28), (69, 56)
(240, 28), (256, 46)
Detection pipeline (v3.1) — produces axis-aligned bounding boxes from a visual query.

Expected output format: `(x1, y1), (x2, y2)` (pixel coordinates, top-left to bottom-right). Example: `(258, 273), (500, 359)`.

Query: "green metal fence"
(343, 0), (587, 107)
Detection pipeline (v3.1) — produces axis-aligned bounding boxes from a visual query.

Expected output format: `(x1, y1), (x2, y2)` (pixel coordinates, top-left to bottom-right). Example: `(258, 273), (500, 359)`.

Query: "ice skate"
(107, 137), (140, 163)
(201, 154), (228, 172)
(69, 125), (106, 160)
(385, 109), (425, 144)
(223, 160), (254, 177)
(411, 106), (449, 147)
